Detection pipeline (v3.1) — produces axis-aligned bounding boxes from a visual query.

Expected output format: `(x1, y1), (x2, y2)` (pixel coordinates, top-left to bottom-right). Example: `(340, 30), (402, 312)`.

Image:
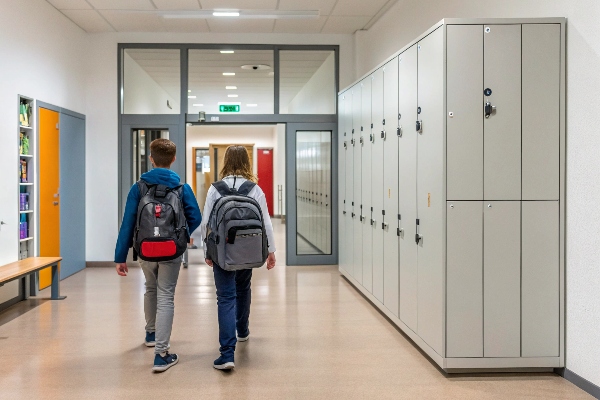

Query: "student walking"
(115, 138), (201, 372)
(200, 145), (276, 370)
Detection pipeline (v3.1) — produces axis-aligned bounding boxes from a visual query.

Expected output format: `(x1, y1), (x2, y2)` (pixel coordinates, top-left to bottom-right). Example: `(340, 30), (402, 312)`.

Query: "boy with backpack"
(115, 138), (201, 372)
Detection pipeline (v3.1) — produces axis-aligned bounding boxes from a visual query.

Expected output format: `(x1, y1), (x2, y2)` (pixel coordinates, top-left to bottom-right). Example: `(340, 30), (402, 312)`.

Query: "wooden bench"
(0, 257), (66, 300)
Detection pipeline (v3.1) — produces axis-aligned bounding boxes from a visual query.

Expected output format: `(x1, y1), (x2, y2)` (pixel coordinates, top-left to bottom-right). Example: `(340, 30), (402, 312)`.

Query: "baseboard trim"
(558, 368), (600, 399)
(86, 261), (114, 268)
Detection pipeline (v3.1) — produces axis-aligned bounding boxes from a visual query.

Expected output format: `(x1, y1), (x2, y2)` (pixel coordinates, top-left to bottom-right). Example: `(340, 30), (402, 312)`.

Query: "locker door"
(352, 87), (363, 283)
(398, 45), (419, 332)
(446, 201), (483, 358)
(484, 24), (521, 200)
(383, 58), (399, 317)
(447, 25), (483, 200)
(338, 94), (347, 271)
(324, 132), (332, 254)
(484, 201), (520, 358)
(371, 69), (385, 303)
(522, 24), (560, 200)
(361, 78), (374, 293)
(522, 201), (559, 357)
(345, 93), (355, 275)
(416, 27), (445, 355)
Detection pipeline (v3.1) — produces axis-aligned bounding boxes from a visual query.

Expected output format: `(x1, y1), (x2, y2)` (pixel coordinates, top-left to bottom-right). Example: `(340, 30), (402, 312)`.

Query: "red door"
(257, 148), (274, 216)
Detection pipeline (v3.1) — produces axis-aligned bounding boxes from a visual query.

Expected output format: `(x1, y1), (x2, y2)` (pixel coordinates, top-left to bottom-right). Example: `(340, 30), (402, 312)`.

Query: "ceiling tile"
(47, 0), (92, 10)
(152, 0), (201, 10)
(277, 0), (336, 15)
(87, 0), (155, 10)
(273, 16), (327, 34)
(321, 16), (370, 34)
(199, 0), (277, 10)
(100, 10), (166, 31)
(331, 0), (391, 17)
(207, 19), (275, 33)
(61, 9), (115, 32)
(161, 18), (209, 32)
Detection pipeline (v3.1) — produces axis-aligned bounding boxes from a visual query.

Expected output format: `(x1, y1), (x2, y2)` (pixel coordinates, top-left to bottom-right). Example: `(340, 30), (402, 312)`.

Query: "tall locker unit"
(338, 94), (347, 273)
(361, 78), (373, 293)
(352, 86), (363, 284)
(338, 18), (565, 372)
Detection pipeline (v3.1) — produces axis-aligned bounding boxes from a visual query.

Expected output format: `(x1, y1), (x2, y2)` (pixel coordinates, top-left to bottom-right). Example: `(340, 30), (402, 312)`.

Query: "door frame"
(286, 122), (338, 266)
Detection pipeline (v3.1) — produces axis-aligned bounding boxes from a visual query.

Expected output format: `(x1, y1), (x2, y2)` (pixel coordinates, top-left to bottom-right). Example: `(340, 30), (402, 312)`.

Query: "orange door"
(39, 108), (60, 290)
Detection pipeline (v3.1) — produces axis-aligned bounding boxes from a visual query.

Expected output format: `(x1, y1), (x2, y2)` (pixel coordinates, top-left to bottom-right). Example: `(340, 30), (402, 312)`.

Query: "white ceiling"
(47, 0), (398, 34)
(125, 48), (334, 114)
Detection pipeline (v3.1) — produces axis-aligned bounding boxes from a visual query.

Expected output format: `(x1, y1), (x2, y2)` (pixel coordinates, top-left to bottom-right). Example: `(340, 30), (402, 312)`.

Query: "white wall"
(85, 31), (353, 261)
(0, 0), (87, 300)
(123, 52), (179, 114)
(354, 0), (600, 387)
(287, 53), (336, 114)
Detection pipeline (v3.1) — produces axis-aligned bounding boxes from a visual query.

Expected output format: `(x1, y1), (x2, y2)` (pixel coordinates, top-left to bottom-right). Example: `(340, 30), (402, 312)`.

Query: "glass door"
(286, 123), (338, 265)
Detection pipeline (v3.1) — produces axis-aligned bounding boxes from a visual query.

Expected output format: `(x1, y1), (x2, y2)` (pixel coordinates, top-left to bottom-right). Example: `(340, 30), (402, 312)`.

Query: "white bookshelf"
(18, 96), (36, 260)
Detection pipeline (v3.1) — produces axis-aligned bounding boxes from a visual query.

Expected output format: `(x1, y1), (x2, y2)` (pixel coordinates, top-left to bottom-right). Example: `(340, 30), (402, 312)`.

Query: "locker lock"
(416, 120), (423, 133)
(370, 134), (374, 143)
(381, 130), (386, 140)
(343, 141), (347, 149)
(397, 228), (404, 237)
(485, 101), (496, 118)
(359, 136), (364, 145)
(397, 126), (403, 137)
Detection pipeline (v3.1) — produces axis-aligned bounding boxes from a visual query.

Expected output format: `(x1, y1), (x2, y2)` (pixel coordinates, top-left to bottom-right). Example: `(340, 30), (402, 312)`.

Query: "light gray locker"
(324, 132), (332, 254)
(361, 79), (374, 293)
(398, 45), (419, 332)
(338, 94), (347, 272)
(371, 69), (385, 303)
(446, 25), (483, 200)
(446, 201), (483, 357)
(352, 87), (363, 283)
(484, 201), (521, 358)
(522, 24), (560, 201)
(484, 24), (522, 200)
(522, 201), (559, 357)
(344, 95), (355, 275)
(416, 26), (445, 356)
(383, 58), (400, 317)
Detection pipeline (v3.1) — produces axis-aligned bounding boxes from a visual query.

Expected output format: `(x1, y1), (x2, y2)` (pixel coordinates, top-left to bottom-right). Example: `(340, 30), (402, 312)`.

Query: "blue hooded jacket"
(114, 168), (201, 263)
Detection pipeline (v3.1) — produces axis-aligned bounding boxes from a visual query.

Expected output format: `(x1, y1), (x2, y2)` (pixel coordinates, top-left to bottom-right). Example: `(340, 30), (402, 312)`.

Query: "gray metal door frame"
(286, 122), (338, 265)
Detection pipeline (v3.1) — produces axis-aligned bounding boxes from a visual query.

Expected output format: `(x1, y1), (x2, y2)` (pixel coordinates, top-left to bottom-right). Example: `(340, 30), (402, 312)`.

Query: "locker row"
(338, 19), (565, 370)
(296, 131), (332, 255)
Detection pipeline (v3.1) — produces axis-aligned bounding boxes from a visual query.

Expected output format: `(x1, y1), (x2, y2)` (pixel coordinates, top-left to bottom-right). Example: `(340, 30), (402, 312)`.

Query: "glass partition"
(188, 49), (274, 115)
(123, 49), (181, 114)
(296, 131), (332, 255)
(280, 51), (336, 114)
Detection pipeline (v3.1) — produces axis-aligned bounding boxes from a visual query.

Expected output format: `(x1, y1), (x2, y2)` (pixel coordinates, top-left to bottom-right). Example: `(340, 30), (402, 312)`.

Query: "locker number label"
(428, 193), (431, 208)
(388, 188), (391, 199)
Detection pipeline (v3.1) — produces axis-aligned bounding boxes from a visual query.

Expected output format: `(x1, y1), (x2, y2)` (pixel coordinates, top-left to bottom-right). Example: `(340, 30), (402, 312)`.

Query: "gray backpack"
(205, 178), (268, 271)
(133, 181), (189, 262)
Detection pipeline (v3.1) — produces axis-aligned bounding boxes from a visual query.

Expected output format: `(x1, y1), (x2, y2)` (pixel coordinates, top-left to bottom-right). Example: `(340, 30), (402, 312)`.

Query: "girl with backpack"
(199, 145), (277, 370)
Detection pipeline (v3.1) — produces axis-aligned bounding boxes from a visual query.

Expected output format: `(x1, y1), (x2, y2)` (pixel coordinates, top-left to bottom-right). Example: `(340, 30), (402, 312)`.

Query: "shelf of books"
(19, 96), (36, 260)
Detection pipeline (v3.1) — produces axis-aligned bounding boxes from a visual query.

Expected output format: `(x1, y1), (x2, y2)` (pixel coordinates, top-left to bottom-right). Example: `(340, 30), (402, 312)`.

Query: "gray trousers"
(140, 257), (182, 354)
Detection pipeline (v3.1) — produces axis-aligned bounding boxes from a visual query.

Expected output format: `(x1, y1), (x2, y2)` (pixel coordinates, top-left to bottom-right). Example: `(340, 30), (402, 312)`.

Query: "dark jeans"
(213, 264), (253, 360)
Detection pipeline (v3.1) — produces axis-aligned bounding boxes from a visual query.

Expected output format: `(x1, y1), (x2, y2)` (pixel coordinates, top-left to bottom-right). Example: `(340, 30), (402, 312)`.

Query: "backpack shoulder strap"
(237, 181), (256, 196)
(212, 181), (232, 197)
(137, 180), (153, 197)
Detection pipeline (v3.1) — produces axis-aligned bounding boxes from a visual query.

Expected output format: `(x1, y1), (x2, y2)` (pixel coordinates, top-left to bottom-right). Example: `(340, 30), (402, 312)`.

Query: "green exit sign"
(219, 104), (240, 113)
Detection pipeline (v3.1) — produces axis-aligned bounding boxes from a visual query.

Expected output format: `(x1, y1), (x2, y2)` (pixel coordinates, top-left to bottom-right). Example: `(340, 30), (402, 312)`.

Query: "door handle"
(53, 201), (59, 206)
(382, 222), (389, 230)
(381, 130), (386, 140)
(485, 101), (496, 118)
(397, 228), (404, 237)
(397, 126), (403, 137)
(416, 120), (423, 133)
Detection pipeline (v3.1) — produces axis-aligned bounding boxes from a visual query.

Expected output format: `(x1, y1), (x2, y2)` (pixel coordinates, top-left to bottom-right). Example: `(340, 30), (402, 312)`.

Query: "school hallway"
(0, 220), (589, 400)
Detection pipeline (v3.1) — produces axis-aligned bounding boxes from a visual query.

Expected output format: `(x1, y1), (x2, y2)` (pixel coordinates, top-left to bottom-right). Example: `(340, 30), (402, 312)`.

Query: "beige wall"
(354, 0), (600, 386)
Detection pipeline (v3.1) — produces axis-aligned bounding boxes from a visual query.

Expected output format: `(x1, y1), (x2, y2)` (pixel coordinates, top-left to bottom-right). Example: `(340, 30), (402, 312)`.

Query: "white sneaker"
(237, 335), (249, 342)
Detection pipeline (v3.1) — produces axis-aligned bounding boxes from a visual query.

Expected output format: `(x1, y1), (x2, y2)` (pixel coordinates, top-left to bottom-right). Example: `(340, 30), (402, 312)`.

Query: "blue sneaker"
(144, 331), (156, 347)
(213, 355), (235, 370)
(152, 352), (179, 372)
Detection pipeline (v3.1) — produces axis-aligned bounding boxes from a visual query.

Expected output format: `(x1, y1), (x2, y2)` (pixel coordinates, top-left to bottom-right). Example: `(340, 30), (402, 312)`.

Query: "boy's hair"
(220, 145), (257, 183)
(150, 139), (176, 168)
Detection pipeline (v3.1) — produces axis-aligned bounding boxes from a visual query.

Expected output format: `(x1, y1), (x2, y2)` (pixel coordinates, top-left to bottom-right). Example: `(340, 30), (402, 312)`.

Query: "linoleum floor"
(0, 221), (591, 399)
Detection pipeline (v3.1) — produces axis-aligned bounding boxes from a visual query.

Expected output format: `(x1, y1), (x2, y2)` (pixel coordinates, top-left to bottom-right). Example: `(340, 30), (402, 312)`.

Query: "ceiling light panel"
(200, 0), (278, 10)
(223, 72), (236, 76)
(228, 94), (239, 97)
(87, 0), (154, 10)
(192, 104), (204, 107)
(213, 11), (240, 17)
(220, 50), (235, 54)
(226, 86), (238, 89)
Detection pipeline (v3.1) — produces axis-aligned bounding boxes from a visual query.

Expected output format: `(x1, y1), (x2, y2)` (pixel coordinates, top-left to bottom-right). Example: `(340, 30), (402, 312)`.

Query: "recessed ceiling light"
(213, 12), (239, 17)
(223, 72), (235, 76)
(247, 104), (258, 107)
(220, 50), (235, 54)
(192, 104), (204, 107)
(188, 95), (197, 99)
(226, 86), (237, 90)
(228, 94), (238, 98)
(188, 89), (191, 93)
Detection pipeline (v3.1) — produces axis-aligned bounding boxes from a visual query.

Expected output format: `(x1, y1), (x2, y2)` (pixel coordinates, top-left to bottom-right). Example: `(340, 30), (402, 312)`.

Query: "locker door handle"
(371, 219), (376, 227)
(343, 211), (346, 215)
(485, 101), (496, 118)
(369, 134), (374, 143)
(343, 141), (347, 149)
(397, 228), (404, 237)
(416, 120), (423, 133)
(381, 130), (386, 140)
(382, 222), (389, 230)
(397, 126), (402, 137)
(415, 234), (422, 245)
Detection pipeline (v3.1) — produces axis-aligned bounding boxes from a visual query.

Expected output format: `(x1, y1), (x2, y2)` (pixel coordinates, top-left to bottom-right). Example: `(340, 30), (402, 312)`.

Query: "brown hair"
(150, 138), (176, 168)
(220, 145), (257, 183)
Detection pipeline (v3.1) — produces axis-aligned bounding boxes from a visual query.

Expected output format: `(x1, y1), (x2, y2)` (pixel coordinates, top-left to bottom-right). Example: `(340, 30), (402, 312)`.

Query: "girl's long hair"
(219, 145), (258, 183)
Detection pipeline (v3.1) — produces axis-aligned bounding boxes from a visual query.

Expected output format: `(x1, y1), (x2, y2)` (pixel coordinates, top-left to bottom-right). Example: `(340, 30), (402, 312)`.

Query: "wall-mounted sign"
(219, 104), (240, 113)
